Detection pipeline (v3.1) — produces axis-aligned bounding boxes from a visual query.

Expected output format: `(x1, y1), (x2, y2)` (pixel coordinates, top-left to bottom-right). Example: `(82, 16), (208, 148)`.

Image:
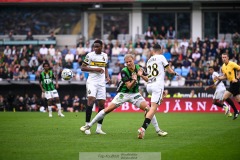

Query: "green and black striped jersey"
(39, 70), (55, 91)
(116, 64), (141, 93)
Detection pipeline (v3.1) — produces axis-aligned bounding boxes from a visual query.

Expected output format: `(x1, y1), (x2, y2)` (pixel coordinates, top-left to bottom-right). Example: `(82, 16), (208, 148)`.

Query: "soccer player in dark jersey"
(80, 54), (167, 136)
(216, 53), (240, 119)
(39, 62), (64, 117)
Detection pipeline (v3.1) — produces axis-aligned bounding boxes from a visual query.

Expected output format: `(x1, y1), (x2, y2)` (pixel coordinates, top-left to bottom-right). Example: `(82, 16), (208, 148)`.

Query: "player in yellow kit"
(216, 53), (240, 119)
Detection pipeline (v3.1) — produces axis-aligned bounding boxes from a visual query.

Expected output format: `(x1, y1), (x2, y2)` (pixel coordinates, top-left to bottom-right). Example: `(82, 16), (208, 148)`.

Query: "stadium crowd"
(1, 27), (240, 112)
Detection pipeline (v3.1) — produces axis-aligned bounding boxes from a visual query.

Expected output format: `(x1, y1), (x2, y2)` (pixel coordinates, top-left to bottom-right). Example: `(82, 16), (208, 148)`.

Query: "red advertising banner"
(104, 98), (233, 113)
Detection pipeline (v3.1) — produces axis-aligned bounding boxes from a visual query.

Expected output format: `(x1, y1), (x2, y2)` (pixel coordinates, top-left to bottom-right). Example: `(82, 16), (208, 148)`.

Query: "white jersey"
(146, 54), (169, 86)
(212, 71), (226, 92)
(83, 51), (108, 85)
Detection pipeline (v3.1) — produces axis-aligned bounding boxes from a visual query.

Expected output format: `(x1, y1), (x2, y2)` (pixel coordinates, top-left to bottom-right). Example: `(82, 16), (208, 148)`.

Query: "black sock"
(214, 102), (224, 108)
(226, 98), (238, 113)
(97, 107), (104, 124)
(141, 118), (151, 130)
(85, 105), (93, 123)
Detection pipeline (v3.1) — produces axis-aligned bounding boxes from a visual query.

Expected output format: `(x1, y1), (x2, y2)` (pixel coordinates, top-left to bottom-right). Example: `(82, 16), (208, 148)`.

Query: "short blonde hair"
(124, 54), (134, 61)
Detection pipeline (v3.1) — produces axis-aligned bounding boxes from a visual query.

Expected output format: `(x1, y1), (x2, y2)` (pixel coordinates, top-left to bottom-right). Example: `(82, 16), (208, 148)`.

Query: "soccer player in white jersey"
(205, 66), (238, 117)
(138, 43), (178, 139)
(81, 40), (110, 135)
(80, 54), (168, 137)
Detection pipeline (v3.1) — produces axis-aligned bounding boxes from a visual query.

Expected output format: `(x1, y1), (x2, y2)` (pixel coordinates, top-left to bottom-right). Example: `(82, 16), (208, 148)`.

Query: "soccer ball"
(61, 68), (73, 81)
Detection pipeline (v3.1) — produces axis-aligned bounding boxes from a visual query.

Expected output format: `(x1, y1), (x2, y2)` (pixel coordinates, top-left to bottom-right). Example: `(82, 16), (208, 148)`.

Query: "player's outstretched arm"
(137, 68), (148, 82)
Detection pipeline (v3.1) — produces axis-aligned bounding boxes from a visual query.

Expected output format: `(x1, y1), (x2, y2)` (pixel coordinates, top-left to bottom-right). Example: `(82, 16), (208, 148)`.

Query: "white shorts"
(43, 89), (59, 100)
(111, 92), (145, 108)
(147, 83), (164, 105)
(213, 89), (225, 100)
(86, 82), (106, 100)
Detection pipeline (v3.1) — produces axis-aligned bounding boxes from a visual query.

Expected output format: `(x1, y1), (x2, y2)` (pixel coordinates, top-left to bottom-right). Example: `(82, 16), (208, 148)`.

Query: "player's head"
(124, 54), (135, 70)
(152, 43), (161, 54)
(208, 66), (215, 74)
(93, 40), (103, 54)
(221, 53), (229, 64)
(43, 62), (50, 71)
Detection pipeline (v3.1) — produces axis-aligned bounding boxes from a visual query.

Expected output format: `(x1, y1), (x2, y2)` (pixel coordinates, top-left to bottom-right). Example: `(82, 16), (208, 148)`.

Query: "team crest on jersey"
(102, 56), (105, 61)
(228, 72), (231, 75)
(88, 90), (91, 95)
(119, 94), (124, 99)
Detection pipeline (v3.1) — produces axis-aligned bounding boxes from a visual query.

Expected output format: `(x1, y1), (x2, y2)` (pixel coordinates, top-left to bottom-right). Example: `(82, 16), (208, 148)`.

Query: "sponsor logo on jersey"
(90, 61), (106, 67)
(88, 90), (91, 95)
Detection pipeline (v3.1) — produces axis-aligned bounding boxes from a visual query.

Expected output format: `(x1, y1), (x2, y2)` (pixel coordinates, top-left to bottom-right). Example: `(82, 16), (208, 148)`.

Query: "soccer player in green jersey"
(39, 62), (64, 117)
(80, 54), (167, 136)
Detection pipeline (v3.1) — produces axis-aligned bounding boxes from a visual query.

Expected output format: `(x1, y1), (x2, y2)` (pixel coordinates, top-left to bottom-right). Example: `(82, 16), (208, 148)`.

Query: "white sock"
(56, 103), (62, 114)
(96, 123), (102, 131)
(48, 106), (52, 112)
(89, 110), (106, 127)
(151, 115), (160, 132)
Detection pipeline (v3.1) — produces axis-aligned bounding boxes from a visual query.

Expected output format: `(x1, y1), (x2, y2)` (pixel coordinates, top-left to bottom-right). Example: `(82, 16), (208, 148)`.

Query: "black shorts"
(227, 81), (240, 96)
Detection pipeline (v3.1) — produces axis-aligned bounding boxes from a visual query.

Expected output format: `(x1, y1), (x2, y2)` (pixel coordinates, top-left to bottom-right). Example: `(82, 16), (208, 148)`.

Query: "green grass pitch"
(0, 112), (239, 160)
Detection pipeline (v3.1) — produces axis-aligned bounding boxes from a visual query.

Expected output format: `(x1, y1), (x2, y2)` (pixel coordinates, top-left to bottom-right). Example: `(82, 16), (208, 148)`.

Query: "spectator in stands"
(186, 69), (196, 86)
(16, 96), (27, 111)
(29, 94), (39, 111)
(6, 91), (15, 111)
(232, 32), (240, 44)
(76, 43), (85, 57)
(164, 76), (170, 87)
(13, 66), (20, 80)
(104, 44), (112, 60)
(127, 44), (135, 55)
(11, 46), (17, 56)
(25, 31), (34, 40)
(209, 43), (217, 58)
(108, 26), (119, 40)
(194, 37), (202, 48)
(159, 25), (166, 40)
(119, 44), (128, 55)
(152, 26), (159, 39)
(48, 44), (55, 56)
(8, 31), (14, 41)
(112, 43), (121, 56)
(134, 38), (144, 49)
(180, 37), (189, 56)
(45, 51), (53, 63)
(189, 90), (197, 98)
(163, 47), (172, 61)
(204, 37), (211, 48)
(0, 67), (6, 80)
(29, 56), (39, 68)
(144, 26), (154, 40)
(48, 31), (56, 40)
(20, 45), (28, 59)
(53, 62), (62, 79)
(39, 44), (48, 56)
(191, 48), (201, 63)
(61, 94), (72, 112)
(72, 95), (80, 112)
(211, 37), (218, 49)
(142, 44), (150, 59)
(166, 39), (173, 53)
(166, 26), (176, 39)
(4, 46), (11, 56)
(70, 45), (77, 55)
(135, 44), (143, 55)
(53, 50), (62, 64)
(0, 95), (6, 111)
(218, 38), (227, 48)
(19, 68), (28, 80)
(84, 41), (92, 54)
(61, 45), (69, 57)
(27, 44), (34, 58)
